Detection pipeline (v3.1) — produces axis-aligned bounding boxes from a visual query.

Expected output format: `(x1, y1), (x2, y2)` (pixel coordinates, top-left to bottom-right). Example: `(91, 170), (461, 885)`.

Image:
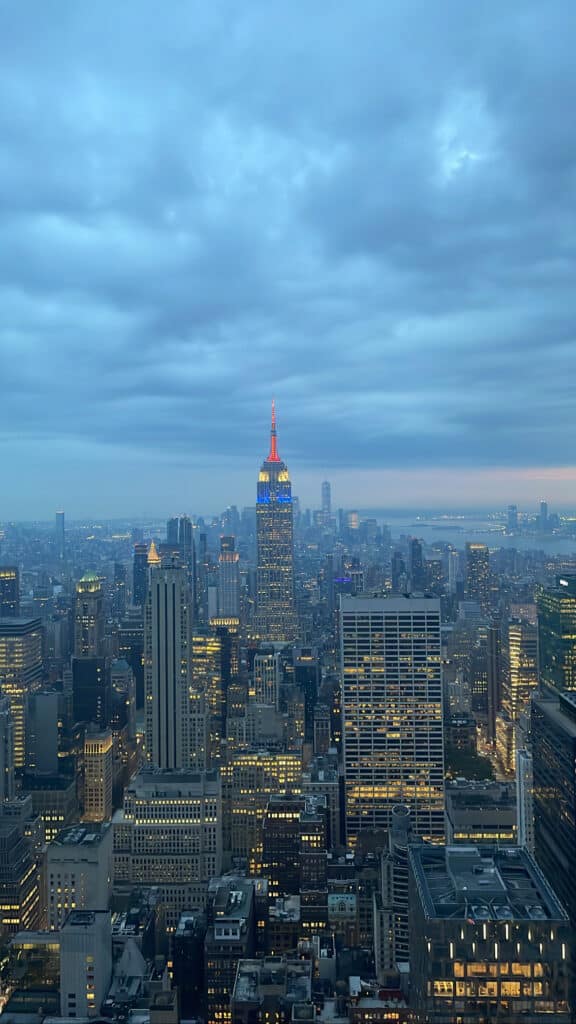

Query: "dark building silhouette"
(132, 543), (148, 608)
(532, 691), (576, 996)
(409, 538), (425, 591)
(537, 575), (576, 694)
(72, 657), (109, 729)
(0, 568), (19, 617)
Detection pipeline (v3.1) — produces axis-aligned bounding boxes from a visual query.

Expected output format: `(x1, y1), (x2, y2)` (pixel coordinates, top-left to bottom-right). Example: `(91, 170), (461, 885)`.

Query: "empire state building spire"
(255, 401), (297, 642)
(267, 399), (281, 463)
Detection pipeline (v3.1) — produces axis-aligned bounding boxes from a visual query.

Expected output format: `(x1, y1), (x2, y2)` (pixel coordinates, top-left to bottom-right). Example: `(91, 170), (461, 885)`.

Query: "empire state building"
(255, 402), (298, 642)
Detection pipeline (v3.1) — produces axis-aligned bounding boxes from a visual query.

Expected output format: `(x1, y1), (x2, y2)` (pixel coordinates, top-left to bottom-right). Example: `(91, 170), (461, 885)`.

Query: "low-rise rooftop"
(233, 957), (311, 1006)
(51, 823), (110, 848)
(409, 844), (568, 922)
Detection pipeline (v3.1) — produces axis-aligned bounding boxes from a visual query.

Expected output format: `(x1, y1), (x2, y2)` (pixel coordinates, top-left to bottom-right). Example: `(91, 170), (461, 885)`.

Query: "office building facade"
(113, 769), (222, 930)
(340, 596), (444, 844)
(145, 564), (193, 771)
(465, 543), (490, 613)
(83, 728), (114, 822)
(538, 575), (576, 693)
(0, 618), (43, 769)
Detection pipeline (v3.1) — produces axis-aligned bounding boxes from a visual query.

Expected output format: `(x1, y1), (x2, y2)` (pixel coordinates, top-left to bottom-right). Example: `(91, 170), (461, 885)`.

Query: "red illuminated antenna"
(268, 399), (281, 462)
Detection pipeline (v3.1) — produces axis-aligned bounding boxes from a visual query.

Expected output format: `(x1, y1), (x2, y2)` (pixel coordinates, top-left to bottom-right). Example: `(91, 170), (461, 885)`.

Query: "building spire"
(268, 398), (281, 462)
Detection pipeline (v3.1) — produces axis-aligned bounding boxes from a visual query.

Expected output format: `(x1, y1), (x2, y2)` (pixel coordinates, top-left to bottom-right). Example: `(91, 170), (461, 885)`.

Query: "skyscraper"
(532, 691), (576, 999)
(0, 697), (15, 804)
(0, 568), (19, 617)
(132, 542), (148, 608)
(507, 503), (518, 533)
(340, 596), (444, 845)
(83, 728), (113, 822)
(55, 510), (65, 561)
(74, 573), (104, 658)
(217, 536), (240, 617)
(0, 618), (43, 769)
(409, 538), (425, 591)
(321, 480), (331, 516)
(26, 691), (59, 776)
(538, 574), (576, 694)
(465, 542), (490, 612)
(255, 402), (297, 642)
(72, 577), (109, 729)
(502, 617), (538, 732)
(145, 564), (192, 770)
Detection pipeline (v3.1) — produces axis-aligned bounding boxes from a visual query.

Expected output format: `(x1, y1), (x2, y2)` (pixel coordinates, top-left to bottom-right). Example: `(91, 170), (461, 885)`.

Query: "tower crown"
(267, 399), (281, 463)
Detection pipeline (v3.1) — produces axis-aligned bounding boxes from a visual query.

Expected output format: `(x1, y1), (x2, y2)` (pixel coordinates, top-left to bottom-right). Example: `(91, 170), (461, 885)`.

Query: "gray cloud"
(1, 0), (575, 514)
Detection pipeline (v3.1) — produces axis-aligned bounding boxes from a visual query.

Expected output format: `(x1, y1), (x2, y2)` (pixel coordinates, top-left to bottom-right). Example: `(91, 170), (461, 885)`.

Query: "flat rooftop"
(446, 780), (516, 808)
(534, 694), (576, 738)
(233, 958), (311, 1005)
(0, 617), (41, 630)
(269, 896), (300, 922)
(213, 880), (253, 920)
(409, 845), (568, 923)
(51, 823), (110, 847)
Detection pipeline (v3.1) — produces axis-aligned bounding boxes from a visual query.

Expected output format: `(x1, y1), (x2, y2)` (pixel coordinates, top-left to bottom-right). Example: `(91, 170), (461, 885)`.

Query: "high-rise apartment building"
(255, 403), (297, 642)
(0, 568), (19, 617)
(145, 564), (193, 771)
(465, 542), (490, 613)
(340, 596), (444, 845)
(0, 618), (43, 769)
(538, 575), (576, 694)
(218, 537), (240, 617)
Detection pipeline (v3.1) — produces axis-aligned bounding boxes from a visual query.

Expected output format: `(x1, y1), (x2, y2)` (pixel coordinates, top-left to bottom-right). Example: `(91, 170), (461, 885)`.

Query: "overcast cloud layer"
(1, 0), (576, 516)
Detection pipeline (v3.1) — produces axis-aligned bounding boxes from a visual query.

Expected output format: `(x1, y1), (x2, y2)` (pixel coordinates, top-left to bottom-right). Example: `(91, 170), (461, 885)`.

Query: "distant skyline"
(2, 461), (576, 522)
(1, 2), (576, 517)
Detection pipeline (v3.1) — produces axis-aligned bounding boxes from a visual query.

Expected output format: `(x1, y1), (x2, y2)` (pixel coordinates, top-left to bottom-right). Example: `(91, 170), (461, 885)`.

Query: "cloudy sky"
(1, 0), (575, 518)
